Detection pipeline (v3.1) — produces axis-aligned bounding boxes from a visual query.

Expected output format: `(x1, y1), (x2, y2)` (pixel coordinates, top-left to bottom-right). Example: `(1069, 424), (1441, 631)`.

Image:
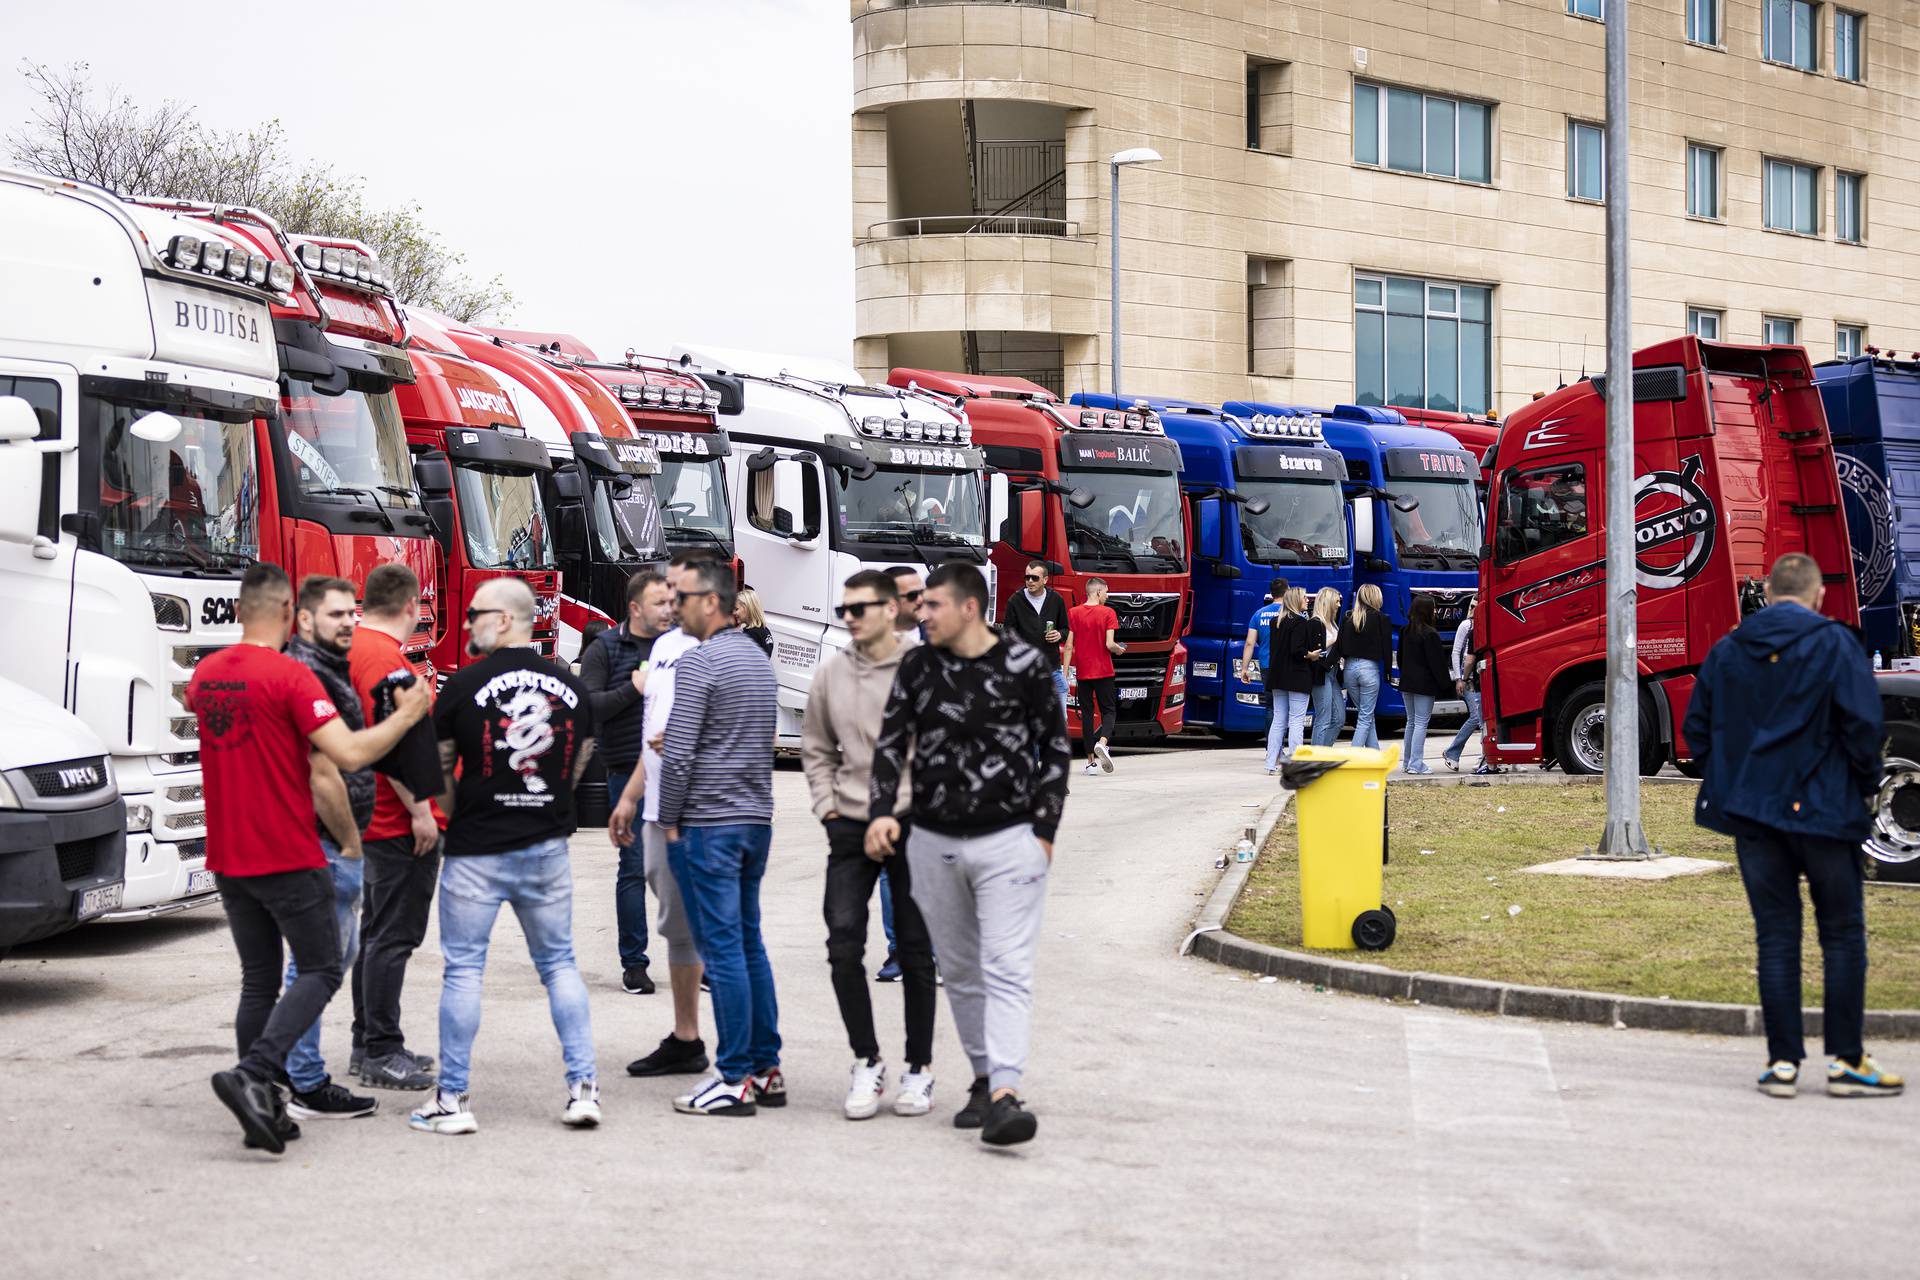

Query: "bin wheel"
(1352, 908), (1396, 951)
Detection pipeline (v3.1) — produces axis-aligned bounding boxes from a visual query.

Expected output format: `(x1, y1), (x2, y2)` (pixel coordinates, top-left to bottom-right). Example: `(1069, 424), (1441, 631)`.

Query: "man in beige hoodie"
(802, 569), (937, 1121)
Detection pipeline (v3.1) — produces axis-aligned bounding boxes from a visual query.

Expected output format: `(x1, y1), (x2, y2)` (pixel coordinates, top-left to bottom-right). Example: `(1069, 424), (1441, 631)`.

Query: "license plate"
(75, 881), (124, 920)
(1119, 686), (1149, 701)
(185, 868), (216, 896)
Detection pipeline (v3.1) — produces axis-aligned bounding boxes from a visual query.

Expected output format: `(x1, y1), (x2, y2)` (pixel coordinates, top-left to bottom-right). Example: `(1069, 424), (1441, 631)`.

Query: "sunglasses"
(1023, 573), (1044, 582)
(898, 589), (924, 603)
(833, 600), (888, 620)
(465, 607), (505, 624)
(675, 589), (717, 605)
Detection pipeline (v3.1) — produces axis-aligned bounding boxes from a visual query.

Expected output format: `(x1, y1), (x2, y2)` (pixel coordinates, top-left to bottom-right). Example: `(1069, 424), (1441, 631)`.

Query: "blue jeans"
(1266, 691), (1309, 769)
(1050, 666), (1069, 729)
(879, 865), (897, 954)
(1402, 692), (1435, 773)
(1310, 673), (1344, 745)
(1735, 828), (1867, 1065)
(1446, 687), (1482, 763)
(607, 766), (649, 969)
(435, 837), (596, 1095)
(285, 839), (363, 1092)
(669, 823), (781, 1083)
(1344, 659), (1382, 749)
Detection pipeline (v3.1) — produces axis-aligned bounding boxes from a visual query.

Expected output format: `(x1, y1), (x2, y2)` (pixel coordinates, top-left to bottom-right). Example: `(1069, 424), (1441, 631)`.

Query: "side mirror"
(130, 411), (184, 444)
(1013, 488), (1045, 555)
(1243, 497), (1271, 516)
(1210, 562), (1242, 579)
(770, 457), (820, 542)
(1045, 559), (1065, 576)
(1391, 494), (1420, 514)
(1365, 556), (1392, 573)
(745, 446), (777, 474)
(556, 504), (587, 549)
(1195, 495), (1223, 561)
(1066, 487), (1096, 510)
(425, 495), (456, 547)
(414, 452), (454, 495)
(988, 471), (1010, 537)
(550, 466), (586, 503)
(1352, 495), (1376, 555)
(772, 507), (794, 537)
(0, 404), (43, 551)
(0, 396), (41, 442)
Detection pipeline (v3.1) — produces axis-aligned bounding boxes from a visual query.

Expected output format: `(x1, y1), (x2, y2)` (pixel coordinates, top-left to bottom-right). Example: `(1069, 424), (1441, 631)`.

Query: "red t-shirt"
(187, 643), (339, 877)
(1068, 603), (1120, 680)
(350, 627), (447, 841)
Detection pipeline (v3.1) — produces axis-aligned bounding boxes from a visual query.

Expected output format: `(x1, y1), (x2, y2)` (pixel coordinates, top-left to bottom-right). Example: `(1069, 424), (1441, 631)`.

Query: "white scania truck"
(669, 345), (997, 747)
(0, 168), (293, 918)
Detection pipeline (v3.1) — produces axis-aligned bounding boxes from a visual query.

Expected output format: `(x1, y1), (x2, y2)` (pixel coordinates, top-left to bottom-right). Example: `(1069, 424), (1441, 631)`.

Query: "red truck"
(889, 371), (1190, 742)
(1478, 337), (1857, 774)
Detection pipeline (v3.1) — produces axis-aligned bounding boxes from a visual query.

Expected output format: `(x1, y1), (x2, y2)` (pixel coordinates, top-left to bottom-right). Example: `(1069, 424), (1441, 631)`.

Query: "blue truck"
(1224, 402), (1481, 721)
(1815, 353), (1920, 659)
(1073, 394), (1352, 735)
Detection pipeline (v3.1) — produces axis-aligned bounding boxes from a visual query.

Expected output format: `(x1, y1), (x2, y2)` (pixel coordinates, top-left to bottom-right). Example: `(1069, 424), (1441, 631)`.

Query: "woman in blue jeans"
(1334, 583), (1391, 750)
(1266, 587), (1319, 769)
(1396, 595), (1452, 775)
(1307, 587), (1345, 745)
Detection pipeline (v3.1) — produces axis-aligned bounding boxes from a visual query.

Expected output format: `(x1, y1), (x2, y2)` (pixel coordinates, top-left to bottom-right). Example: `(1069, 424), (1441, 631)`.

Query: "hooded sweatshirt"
(801, 638), (910, 822)
(1682, 600), (1882, 843)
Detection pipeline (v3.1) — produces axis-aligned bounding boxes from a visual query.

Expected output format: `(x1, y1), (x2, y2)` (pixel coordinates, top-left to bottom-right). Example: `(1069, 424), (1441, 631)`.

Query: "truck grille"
(176, 838), (206, 860)
(57, 839), (98, 882)
(24, 756), (110, 800)
(1112, 653), (1169, 723)
(1106, 594), (1180, 644)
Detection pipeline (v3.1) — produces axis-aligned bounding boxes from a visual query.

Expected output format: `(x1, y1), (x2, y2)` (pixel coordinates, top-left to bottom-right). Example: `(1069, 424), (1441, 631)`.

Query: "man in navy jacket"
(1683, 552), (1901, 1100)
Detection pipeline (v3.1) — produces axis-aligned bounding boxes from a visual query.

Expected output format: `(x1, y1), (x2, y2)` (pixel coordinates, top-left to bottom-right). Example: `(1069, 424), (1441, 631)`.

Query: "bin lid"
(1291, 744), (1402, 769)
(1279, 759), (1345, 791)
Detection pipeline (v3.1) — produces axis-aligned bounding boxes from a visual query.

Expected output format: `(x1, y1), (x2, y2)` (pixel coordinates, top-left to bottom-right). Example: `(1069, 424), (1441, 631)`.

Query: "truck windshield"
(656, 457), (733, 544)
(1063, 469), (1185, 572)
(589, 473), (665, 562)
(1389, 479), (1481, 569)
(282, 379), (419, 508)
(94, 397), (260, 573)
(834, 465), (985, 550)
(453, 466), (556, 570)
(1238, 478), (1348, 565)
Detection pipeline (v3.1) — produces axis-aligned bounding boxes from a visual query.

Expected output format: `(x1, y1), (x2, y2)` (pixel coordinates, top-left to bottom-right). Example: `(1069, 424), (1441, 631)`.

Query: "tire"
(1865, 745), (1920, 882)
(1352, 907), (1396, 951)
(1553, 682), (1666, 777)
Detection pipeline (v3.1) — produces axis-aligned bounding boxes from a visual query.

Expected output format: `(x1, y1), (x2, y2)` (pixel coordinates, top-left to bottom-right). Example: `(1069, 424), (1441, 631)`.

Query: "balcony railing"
(974, 140), (1065, 212)
(869, 214), (1078, 237)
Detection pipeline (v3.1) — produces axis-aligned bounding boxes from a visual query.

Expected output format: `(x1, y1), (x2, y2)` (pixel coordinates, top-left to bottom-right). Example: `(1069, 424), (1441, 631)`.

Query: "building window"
(1687, 308), (1723, 340)
(1686, 0), (1720, 44)
(1566, 121), (1605, 201)
(1837, 325), (1865, 359)
(1247, 258), (1294, 379)
(1567, 0), (1602, 17)
(1353, 82), (1492, 184)
(1686, 143), (1721, 219)
(1834, 10), (1863, 82)
(1836, 171), (1864, 243)
(1354, 274), (1493, 415)
(1764, 316), (1799, 346)
(1763, 159), (1819, 234)
(1765, 0), (1819, 71)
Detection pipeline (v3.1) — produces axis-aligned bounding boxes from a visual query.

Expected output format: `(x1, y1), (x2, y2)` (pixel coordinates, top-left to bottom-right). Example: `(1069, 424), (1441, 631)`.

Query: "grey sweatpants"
(907, 823), (1050, 1093)
(643, 821), (697, 967)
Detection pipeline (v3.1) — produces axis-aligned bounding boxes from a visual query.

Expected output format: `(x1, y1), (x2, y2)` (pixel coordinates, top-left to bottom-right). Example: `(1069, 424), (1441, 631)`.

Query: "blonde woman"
(1333, 583), (1390, 748)
(1308, 587), (1345, 746)
(735, 586), (773, 657)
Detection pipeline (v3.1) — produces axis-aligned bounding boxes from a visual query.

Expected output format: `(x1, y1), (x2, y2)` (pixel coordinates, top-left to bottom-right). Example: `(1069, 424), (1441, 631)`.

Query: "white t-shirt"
(641, 627), (702, 824)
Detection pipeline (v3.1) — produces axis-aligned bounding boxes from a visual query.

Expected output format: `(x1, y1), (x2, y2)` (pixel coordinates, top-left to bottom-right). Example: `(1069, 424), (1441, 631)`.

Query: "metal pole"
(1594, 0), (1654, 859)
(1110, 161), (1122, 396)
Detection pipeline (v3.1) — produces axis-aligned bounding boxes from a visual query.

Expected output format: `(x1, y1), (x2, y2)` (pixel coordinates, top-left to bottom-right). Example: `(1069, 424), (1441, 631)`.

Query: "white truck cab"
(670, 345), (1000, 747)
(0, 168), (291, 919)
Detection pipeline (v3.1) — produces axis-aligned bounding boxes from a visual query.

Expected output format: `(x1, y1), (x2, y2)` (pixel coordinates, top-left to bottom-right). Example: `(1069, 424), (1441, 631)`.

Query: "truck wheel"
(1555, 683), (1665, 776)
(1866, 739), (1920, 882)
(1352, 908), (1396, 951)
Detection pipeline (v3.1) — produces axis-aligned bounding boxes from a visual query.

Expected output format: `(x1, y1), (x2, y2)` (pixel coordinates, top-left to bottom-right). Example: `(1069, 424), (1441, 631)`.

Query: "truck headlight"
(125, 801), (153, 833)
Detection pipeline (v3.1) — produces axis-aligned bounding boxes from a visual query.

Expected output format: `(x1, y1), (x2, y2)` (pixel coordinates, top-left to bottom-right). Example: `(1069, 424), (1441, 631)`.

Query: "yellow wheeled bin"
(1279, 744), (1399, 951)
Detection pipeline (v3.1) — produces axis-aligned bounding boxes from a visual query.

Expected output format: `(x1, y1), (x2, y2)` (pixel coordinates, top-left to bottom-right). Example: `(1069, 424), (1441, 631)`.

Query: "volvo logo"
(1633, 456), (1717, 590)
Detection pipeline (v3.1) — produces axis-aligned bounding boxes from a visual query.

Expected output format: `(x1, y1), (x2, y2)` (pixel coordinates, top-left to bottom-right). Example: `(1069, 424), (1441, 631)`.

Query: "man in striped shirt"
(657, 558), (782, 1116)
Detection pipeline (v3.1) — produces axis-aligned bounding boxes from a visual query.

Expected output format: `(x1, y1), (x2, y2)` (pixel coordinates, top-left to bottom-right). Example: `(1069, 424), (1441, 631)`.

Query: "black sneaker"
(981, 1092), (1038, 1146)
(212, 1069), (285, 1154)
(348, 1048), (364, 1079)
(245, 1108), (301, 1150)
(361, 1051), (436, 1091)
(953, 1076), (991, 1130)
(288, 1079), (379, 1120)
(622, 964), (656, 995)
(627, 1034), (710, 1077)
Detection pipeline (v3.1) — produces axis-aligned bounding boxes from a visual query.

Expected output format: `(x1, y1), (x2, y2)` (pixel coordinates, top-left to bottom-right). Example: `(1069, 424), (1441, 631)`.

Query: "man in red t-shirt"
(189, 563), (429, 1154)
(1063, 577), (1125, 776)
(347, 563), (446, 1091)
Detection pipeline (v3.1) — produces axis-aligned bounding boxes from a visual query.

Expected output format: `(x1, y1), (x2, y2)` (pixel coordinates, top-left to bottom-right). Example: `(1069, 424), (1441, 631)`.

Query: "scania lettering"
(1479, 337), (1857, 774)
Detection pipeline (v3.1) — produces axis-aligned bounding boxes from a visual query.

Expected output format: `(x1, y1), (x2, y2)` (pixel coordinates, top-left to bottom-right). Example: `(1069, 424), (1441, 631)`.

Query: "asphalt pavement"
(2, 740), (1914, 1278)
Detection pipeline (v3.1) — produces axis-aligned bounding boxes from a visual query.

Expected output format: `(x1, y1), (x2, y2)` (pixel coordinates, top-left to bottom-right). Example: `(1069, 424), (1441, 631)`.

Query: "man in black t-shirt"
(409, 578), (603, 1137)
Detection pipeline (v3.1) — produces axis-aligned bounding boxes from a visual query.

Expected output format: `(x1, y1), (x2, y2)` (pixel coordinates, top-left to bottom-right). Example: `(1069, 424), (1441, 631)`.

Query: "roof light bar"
(294, 240), (396, 298)
(1245, 412), (1325, 440)
(613, 381), (721, 412)
(160, 234), (290, 298)
(855, 412), (971, 445)
(1072, 407), (1165, 435)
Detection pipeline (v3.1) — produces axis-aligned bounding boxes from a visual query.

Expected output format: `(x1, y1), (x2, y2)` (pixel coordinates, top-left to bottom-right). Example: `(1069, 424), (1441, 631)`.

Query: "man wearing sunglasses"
(1003, 559), (1071, 725)
(803, 570), (938, 1120)
(886, 565), (927, 643)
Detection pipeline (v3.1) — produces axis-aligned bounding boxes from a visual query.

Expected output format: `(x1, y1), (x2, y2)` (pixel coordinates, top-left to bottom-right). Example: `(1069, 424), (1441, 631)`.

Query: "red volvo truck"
(1477, 337), (1857, 774)
(889, 370), (1190, 742)
(396, 309), (562, 671)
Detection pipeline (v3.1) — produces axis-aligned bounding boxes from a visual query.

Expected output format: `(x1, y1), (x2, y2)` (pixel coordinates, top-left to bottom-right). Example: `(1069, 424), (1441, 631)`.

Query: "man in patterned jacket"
(866, 562), (1072, 1147)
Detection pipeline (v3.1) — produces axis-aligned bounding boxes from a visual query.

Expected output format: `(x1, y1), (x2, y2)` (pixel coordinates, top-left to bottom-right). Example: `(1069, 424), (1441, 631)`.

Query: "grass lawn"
(1228, 781), (1920, 1008)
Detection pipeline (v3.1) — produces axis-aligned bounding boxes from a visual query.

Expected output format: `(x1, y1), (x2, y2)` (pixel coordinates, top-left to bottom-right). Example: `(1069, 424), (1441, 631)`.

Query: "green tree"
(6, 61), (512, 321)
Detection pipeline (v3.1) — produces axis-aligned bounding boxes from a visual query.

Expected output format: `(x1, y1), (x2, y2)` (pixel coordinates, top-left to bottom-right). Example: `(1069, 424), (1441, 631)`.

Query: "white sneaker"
(1094, 742), (1114, 773)
(1083, 762), (1099, 776)
(563, 1078), (602, 1128)
(844, 1057), (886, 1120)
(408, 1088), (478, 1135)
(893, 1068), (935, 1117)
(673, 1072), (757, 1116)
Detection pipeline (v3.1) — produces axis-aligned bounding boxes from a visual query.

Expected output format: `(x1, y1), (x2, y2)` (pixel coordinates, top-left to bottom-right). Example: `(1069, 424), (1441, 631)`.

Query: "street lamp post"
(1109, 147), (1162, 397)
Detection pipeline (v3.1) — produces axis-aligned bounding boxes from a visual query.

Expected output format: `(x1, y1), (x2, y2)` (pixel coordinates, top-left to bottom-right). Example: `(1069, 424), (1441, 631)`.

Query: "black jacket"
(1004, 587), (1071, 669)
(1336, 609), (1393, 668)
(1269, 614), (1321, 695)
(286, 634), (374, 834)
(578, 623), (654, 769)
(1396, 625), (1453, 698)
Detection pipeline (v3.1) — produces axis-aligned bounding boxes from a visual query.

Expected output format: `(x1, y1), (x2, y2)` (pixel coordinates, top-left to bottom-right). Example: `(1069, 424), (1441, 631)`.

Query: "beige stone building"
(849, 0), (1920, 417)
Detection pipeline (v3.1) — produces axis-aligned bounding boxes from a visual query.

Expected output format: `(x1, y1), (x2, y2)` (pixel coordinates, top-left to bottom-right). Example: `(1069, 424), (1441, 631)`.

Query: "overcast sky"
(2, 0), (853, 363)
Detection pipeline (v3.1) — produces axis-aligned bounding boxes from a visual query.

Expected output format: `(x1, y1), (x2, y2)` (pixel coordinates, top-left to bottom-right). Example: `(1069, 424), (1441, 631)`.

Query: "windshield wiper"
(375, 484), (422, 508)
(313, 484), (397, 532)
(199, 548), (259, 568)
(846, 528), (917, 545)
(663, 524), (727, 545)
(1069, 525), (1145, 571)
(908, 523), (984, 564)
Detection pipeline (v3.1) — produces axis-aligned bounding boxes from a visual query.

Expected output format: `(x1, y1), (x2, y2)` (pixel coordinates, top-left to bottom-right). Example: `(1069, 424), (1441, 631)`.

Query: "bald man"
(411, 579), (604, 1136)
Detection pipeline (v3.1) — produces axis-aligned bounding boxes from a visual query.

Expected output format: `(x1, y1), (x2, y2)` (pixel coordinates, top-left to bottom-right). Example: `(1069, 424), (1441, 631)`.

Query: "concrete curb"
(1183, 794), (1920, 1040)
